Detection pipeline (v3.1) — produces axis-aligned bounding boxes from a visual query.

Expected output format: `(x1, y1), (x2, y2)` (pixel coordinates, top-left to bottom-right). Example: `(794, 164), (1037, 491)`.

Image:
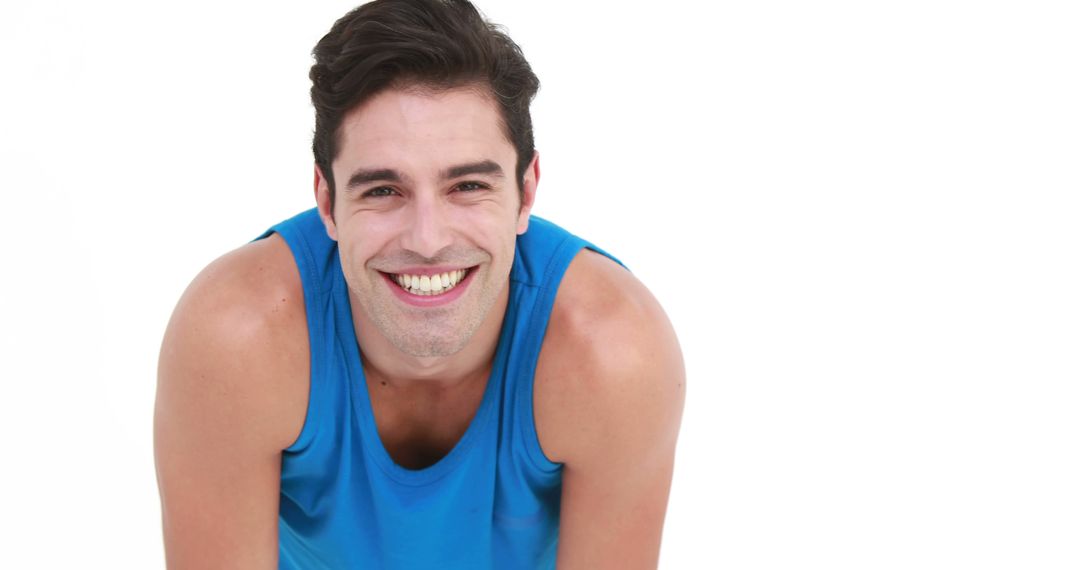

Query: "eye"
(454, 181), (489, 192)
(363, 186), (398, 198)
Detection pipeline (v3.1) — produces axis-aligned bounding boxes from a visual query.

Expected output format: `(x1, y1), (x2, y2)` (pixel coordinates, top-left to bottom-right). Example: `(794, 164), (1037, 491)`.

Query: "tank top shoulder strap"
(505, 215), (627, 473)
(254, 208), (337, 298)
(253, 208), (343, 453)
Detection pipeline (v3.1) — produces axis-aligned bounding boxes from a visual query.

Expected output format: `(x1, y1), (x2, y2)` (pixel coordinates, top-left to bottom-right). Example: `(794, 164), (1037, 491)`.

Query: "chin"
(378, 299), (481, 357)
(389, 328), (475, 358)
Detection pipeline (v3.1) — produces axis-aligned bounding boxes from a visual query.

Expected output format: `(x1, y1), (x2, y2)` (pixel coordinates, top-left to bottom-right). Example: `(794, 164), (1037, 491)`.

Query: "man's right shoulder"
(157, 233), (309, 452)
(177, 234), (303, 330)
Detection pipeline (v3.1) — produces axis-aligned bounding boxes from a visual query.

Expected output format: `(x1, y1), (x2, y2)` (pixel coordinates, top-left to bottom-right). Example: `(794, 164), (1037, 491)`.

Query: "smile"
(383, 267), (476, 297)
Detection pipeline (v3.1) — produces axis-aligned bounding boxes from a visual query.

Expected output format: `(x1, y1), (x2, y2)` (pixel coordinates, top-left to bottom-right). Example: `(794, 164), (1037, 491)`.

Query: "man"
(154, 0), (685, 568)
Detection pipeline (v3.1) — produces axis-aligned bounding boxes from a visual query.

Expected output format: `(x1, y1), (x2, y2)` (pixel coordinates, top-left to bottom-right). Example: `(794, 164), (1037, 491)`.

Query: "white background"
(1, 1), (1078, 568)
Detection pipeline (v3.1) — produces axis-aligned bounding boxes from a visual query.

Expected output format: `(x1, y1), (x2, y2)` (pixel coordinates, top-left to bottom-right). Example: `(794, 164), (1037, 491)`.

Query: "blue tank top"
(253, 208), (623, 569)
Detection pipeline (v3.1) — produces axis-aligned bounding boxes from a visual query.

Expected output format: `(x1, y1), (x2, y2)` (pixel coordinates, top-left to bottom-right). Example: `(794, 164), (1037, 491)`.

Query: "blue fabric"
(253, 208), (624, 569)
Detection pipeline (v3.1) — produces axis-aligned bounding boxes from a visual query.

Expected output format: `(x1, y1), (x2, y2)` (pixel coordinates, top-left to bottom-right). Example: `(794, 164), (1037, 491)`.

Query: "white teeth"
(392, 268), (470, 295)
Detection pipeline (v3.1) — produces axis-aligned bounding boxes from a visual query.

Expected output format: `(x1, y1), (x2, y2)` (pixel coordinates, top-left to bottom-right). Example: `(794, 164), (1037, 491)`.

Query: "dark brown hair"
(310, 0), (540, 211)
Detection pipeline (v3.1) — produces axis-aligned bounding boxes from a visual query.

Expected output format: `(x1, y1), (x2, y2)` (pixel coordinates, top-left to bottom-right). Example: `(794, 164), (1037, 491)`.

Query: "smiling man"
(154, 1), (684, 568)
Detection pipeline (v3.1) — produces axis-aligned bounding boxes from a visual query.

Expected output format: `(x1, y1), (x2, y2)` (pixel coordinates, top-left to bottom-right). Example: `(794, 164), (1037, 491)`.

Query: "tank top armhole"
(517, 233), (630, 473)
(253, 222), (327, 455)
(517, 235), (585, 473)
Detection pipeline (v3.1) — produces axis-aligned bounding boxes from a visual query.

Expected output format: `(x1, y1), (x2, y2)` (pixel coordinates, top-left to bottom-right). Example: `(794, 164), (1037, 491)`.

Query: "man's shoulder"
(533, 248), (685, 465)
(546, 248), (648, 348)
(158, 233), (309, 452)
(178, 234), (306, 342)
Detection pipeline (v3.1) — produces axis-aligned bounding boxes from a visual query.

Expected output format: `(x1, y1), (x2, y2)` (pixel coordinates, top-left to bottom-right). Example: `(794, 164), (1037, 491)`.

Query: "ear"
(314, 163), (339, 241)
(516, 151), (540, 235)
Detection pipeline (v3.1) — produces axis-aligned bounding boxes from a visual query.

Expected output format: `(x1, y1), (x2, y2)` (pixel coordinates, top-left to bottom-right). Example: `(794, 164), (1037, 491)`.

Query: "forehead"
(335, 86), (514, 171)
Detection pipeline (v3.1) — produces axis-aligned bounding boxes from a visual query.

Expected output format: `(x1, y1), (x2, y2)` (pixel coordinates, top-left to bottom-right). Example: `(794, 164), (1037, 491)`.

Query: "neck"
(351, 283), (509, 391)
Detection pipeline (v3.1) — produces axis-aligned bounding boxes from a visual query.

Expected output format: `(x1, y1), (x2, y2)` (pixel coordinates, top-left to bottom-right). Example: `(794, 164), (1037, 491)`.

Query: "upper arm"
(536, 251), (686, 570)
(154, 236), (308, 569)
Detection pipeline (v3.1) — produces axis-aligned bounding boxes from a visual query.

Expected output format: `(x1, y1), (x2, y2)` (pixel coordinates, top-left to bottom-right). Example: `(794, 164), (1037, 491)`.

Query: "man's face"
(316, 86), (536, 358)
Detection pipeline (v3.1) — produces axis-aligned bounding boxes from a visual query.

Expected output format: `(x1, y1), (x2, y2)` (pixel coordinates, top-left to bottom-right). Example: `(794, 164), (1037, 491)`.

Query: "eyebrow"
(343, 160), (505, 193)
(441, 160), (505, 180)
(345, 168), (405, 192)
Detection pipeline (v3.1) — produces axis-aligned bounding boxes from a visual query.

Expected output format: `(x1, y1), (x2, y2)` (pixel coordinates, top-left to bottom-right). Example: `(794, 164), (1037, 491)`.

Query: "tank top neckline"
(331, 251), (524, 487)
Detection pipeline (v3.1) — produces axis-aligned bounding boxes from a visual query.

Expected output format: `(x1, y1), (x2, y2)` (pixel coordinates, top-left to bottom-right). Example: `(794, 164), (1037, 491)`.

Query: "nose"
(400, 192), (453, 260)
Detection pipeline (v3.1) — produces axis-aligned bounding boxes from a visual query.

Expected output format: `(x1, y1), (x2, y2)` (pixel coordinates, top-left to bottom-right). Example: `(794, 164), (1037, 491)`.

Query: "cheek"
(461, 199), (521, 229)
(461, 211), (518, 251)
(337, 229), (383, 274)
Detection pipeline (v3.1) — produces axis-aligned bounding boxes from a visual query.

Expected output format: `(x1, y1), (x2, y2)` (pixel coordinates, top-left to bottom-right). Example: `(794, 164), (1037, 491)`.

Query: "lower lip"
(382, 268), (476, 307)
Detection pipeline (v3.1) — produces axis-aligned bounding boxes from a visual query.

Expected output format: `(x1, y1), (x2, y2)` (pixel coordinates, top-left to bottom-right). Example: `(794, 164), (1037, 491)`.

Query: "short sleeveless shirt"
(253, 208), (623, 569)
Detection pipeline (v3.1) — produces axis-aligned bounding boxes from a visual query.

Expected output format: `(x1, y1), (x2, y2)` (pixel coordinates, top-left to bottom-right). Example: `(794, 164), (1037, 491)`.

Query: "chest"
(365, 374), (489, 470)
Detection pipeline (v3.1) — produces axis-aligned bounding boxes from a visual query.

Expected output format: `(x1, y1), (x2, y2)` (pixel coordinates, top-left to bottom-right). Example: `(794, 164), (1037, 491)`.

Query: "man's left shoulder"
(534, 248), (685, 466)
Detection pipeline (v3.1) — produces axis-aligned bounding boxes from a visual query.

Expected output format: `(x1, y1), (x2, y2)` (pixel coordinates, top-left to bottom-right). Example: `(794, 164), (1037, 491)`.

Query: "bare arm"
(537, 251), (686, 569)
(154, 236), (307, 569)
